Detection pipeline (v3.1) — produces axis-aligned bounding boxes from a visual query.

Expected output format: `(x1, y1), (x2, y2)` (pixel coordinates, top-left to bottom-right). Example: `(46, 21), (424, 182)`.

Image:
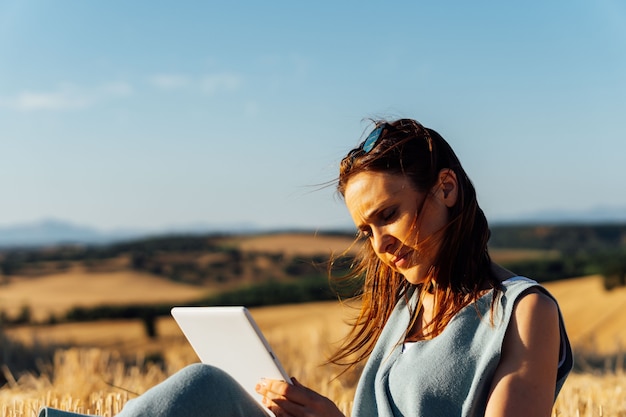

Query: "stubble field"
(1, 234), (626, 416)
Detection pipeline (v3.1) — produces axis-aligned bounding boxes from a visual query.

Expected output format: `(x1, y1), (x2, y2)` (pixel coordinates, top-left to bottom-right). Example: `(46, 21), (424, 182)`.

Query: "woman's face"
(344, 170), (455, 285)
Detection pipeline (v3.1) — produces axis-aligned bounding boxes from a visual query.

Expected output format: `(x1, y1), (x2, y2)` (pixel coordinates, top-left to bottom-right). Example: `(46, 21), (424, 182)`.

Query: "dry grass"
(0, 301), (358, 416)
(2, 329), (626, 416)
(3, 277), (626, 415)
(2, 232), (626, 415)
(554, 372), (626, 417)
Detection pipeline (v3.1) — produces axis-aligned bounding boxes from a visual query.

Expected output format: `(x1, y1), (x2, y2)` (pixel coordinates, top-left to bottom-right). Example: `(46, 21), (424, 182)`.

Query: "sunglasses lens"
(362, 125), (385, 153)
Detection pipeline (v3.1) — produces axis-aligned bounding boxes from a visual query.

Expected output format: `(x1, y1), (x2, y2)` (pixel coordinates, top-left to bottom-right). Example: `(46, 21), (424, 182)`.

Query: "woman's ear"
(437, 168), (458, 207)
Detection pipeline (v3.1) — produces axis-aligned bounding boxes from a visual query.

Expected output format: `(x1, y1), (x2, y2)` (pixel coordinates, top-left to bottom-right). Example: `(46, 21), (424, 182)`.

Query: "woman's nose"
(371, 227), (393, 254)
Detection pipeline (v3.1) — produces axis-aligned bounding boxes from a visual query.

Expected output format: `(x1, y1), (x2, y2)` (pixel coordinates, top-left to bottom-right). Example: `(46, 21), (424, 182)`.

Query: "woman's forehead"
(344, 172), (413, 211)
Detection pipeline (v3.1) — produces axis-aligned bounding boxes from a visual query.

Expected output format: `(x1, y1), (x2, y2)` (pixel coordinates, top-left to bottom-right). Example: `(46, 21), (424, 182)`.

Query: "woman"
(41, 118), (573, 417)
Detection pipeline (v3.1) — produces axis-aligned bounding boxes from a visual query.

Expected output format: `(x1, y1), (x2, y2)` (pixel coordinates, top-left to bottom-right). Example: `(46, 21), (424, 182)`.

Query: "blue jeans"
(39, 364), (269, 417)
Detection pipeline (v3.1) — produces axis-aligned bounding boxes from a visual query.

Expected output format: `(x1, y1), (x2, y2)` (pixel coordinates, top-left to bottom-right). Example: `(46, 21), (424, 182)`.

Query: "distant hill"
(0, 219), (263, 248)
(492, 206), (626, 225)
(2, 205), (626, 248)
(0, 219), (138, 247)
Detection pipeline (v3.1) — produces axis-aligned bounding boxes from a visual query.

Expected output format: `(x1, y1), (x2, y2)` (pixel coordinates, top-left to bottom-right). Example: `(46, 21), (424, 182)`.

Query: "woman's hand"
(255, 377), (345, 417)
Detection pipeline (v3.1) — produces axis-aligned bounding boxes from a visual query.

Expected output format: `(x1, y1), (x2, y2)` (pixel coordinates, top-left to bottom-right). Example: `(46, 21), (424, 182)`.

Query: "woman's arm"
(485, 289), (561, 417)
(255, 377), (345, 417)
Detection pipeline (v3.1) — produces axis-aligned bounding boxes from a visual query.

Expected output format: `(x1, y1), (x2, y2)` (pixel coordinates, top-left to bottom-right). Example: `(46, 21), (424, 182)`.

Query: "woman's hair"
(329, 118), (501, 370)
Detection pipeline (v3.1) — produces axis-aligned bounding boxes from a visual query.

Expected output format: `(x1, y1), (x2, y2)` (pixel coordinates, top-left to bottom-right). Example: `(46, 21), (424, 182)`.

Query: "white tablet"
(171, 306), (292, 413)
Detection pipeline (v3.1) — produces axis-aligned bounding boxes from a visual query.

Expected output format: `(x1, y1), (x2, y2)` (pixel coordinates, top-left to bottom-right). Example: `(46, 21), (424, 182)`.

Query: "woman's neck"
(405, 264), (513, 342)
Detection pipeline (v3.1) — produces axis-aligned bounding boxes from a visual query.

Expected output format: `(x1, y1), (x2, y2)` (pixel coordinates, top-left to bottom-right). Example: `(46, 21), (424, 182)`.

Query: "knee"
(174, 363), (234, 386)
(117, 364), (240, 416)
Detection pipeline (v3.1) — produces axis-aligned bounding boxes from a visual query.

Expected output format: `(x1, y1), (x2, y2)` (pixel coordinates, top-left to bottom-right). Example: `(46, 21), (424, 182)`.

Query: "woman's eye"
(382, 207), (397, 222)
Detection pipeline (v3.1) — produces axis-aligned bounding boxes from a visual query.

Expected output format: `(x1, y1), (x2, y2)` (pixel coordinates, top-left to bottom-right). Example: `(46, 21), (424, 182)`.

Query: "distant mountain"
(0, 219), (132, 247)
(492, 206), (626, 225)
(0, 218), (264, 248)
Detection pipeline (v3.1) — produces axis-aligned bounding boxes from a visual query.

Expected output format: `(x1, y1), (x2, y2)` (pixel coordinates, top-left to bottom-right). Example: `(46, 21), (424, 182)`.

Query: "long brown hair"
(329, 118), (501, 369)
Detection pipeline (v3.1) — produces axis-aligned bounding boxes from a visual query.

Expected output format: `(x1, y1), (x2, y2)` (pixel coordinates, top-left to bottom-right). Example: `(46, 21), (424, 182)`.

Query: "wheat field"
(2, 272), (626, 415)
(2, 322), (626, 417)
(3, 341), (626, 417)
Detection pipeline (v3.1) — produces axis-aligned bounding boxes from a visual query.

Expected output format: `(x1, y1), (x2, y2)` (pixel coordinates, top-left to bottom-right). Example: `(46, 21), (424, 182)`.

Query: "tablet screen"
(171, 306), (292, 413)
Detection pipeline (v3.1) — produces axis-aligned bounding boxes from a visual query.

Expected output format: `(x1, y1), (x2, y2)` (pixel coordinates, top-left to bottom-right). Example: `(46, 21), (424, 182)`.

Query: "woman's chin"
(401, 269), (429, 286)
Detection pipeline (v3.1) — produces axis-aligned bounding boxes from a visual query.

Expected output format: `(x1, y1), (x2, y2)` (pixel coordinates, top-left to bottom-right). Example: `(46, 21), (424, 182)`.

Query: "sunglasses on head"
(361, 123), (390, 153)
(361, 120), (433, 154)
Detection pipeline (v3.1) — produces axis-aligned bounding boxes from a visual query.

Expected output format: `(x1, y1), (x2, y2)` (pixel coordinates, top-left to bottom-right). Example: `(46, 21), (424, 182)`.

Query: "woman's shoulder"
(511, 286), (559, 326)
(505, 277), (560, 345)
(500, 275), (556, 303)
(498, 275), (560, 315)
(489, 272), (565, 337)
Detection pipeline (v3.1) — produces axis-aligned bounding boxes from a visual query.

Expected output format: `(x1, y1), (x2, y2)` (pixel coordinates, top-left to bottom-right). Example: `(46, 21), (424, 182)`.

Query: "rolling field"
(1, 234), (626, 415)
(0, 267), (206, 322)
(225, 232), (359, 256)
(3, 276), (626, 415)
(0, 232), (360, 324)
(6, 275), (626, 360)
(541, 275), (626, 357)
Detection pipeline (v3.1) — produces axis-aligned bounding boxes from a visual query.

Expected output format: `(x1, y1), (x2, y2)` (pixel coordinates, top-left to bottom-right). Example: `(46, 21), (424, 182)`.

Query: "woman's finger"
(264, 395), (308, 417)
(256, 378), (345, 417)
(257, 379), (308, 404)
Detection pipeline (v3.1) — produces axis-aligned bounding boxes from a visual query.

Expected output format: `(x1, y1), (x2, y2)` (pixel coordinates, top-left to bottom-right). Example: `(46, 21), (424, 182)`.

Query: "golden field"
(0, 233), (359, 322)
(1, 234), (626, 416)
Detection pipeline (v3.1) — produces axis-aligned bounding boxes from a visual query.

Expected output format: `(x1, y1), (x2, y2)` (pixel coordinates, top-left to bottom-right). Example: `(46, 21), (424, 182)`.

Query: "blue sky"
(2, 1), (625, 232)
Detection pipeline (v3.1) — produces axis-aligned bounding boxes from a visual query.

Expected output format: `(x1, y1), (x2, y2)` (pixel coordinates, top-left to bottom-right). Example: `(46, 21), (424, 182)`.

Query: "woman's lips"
(392, 251), (410, 268)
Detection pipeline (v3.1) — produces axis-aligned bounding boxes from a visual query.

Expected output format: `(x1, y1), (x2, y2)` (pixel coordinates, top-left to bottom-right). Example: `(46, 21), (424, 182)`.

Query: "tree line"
(1, 225), (625, 332)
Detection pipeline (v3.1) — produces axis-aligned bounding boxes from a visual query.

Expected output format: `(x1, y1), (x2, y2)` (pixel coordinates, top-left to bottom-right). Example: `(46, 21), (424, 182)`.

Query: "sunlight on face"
(344, 171), (450, 285)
